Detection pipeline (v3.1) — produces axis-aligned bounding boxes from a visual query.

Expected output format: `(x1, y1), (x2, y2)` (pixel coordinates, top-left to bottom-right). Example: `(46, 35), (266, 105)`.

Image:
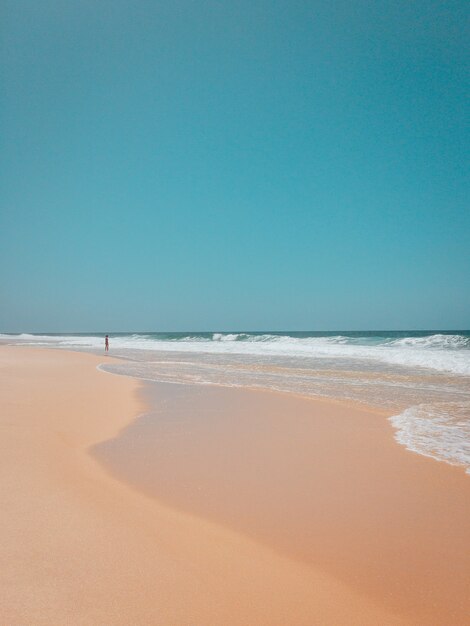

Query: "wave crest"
(389, 334), (470, 350)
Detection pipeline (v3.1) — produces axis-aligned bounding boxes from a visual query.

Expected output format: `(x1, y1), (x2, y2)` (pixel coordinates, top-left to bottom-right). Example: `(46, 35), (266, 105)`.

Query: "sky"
(1, 0), (469, 332)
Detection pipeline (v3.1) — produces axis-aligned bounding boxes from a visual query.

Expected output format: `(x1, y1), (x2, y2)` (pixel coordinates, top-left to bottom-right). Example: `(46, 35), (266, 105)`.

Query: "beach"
(1, 345), (469, 625)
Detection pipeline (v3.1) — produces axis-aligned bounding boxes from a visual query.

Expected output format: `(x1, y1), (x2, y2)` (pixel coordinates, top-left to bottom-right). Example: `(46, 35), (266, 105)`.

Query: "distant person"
(105, 335), (109, 352)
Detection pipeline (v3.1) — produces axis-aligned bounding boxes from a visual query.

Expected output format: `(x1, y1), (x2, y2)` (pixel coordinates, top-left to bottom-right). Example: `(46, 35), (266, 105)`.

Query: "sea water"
(2, 330), (469, 474)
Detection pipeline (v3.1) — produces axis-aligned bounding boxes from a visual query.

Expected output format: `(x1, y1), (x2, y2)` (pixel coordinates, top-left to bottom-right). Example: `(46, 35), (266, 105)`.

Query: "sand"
(1, 346), (469, 625)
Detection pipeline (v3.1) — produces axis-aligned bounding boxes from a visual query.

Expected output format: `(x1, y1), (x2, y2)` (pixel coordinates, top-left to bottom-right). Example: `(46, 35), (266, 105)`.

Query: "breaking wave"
(1, 332), (468, 375)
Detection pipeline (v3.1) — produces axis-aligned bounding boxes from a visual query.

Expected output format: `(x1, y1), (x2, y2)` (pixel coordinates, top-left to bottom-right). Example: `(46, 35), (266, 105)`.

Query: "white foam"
(0, 333), (105, 348)
(1, 332), (469, 375)
(212, 332), (248, 341)
(388, 334), (470, 349)
(390, 403), (470, 474)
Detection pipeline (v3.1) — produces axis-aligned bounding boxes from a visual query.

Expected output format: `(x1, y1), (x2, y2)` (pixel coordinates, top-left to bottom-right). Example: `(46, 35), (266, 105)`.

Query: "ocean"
(2, 330), (469, 474)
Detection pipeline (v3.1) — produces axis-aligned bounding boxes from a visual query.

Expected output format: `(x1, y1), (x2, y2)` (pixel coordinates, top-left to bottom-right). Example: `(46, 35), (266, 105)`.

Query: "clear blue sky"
(1, 1), (469, 332)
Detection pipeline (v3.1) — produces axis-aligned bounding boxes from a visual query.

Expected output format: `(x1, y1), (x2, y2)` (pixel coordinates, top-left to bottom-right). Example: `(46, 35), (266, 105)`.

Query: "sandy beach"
(1, 345), (469, 625)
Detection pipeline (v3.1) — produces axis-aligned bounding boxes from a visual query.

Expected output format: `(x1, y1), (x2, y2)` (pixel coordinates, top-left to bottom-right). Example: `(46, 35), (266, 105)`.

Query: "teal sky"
(1, 1), (469, 332)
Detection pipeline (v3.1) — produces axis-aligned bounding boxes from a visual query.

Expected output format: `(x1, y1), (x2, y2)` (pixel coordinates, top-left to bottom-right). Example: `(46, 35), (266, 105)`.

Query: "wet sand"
(94, 381), (470, 625)
(1, 346), (469, 624)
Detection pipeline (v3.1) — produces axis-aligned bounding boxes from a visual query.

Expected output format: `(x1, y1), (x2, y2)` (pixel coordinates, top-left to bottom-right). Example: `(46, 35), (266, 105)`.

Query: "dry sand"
(0, 346), (469, 625)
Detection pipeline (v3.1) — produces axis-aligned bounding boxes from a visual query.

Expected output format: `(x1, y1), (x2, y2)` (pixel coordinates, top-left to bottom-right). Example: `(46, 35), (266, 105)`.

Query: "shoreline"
(93, 377), (470, 624)
(1, 345), (469, 624)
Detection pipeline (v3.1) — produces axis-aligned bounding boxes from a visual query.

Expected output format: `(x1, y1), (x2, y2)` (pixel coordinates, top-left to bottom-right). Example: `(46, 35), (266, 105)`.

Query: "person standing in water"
(105, 335), (109, 352)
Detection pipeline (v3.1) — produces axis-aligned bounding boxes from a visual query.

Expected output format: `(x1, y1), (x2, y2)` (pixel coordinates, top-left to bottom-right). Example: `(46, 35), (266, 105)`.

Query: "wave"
(390, 402), (470, 474)
(211, 333), (352, 344)
(1, 332), (469, 375)
(0, 333), (104, 347)
(210, 332), (470, 349)
(212, 333), (249, 341)
(388, 334), (470, 350)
